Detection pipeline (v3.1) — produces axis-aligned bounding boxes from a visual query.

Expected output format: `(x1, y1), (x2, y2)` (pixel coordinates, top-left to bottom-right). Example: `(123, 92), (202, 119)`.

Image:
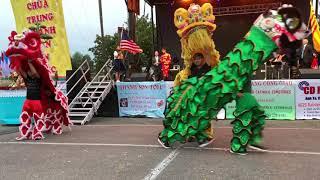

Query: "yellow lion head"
(173, 3), (220, 86)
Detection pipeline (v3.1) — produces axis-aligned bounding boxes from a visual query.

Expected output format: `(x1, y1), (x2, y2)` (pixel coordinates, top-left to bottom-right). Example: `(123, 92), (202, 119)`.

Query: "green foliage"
(136, 15), (154, 68)
(89, 15), (154, 72)
(71, 51), (93, 70)
(89, 34), (119, 72)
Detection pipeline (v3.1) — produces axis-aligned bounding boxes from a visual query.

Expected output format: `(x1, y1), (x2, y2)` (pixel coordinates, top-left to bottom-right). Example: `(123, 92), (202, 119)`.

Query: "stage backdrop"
(10, 0), (71, 77)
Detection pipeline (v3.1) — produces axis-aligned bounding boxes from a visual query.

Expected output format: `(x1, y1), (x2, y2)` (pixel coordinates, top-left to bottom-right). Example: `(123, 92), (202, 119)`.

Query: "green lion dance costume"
(158, 4), (309, 154)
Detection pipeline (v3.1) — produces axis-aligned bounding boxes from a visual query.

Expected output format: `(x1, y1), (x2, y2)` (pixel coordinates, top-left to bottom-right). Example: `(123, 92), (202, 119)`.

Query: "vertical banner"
(116, 82), (167, 118)
(10, 0), (72, 77)
(226, 80), (296, 120)
(296, 80), (320, 120)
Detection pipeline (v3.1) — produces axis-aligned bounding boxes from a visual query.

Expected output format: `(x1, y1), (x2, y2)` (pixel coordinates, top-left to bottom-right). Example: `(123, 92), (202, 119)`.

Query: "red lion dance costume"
(6, 30), (71, 140)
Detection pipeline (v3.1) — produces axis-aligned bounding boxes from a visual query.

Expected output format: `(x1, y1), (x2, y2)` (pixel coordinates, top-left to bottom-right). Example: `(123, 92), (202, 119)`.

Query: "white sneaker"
(229, 149), (248, 155)
(157, 138), (171, 149)
(198, 138), (215, 148)
(248, 145), (267, 152)
(116, 80), (120, 83)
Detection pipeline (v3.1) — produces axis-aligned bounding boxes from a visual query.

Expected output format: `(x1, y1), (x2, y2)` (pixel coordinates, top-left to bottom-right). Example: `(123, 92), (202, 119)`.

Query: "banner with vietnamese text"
(116, 82), (168, 118)
(226, 80), (296, 120)
(10, 0), (72, 77)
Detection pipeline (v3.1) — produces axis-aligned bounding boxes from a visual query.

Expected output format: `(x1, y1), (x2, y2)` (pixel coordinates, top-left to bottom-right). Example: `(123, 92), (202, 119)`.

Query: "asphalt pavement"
(0, 118), (320, 180)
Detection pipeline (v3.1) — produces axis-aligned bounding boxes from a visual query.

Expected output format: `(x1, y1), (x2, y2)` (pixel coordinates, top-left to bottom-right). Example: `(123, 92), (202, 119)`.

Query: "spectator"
(311, 53), (319, 69)
(160, 48), (171, 81)
(299, 39), (313, 68)
(114, 46), (126, 82)
(152, 51), (160, 66)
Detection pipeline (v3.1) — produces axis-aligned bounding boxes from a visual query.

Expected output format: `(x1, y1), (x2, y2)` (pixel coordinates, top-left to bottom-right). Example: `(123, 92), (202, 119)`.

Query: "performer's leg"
(32, 113), (45, 140)
(248, 111), (266, 148)
(230, 93), (266, 154)
(52, 110), (63, 135)
(198, 122), (215, 147)
(158, 118), (191, 148)
(16, 101), (33, 141)
(205, 123), (214, 139)
(31, 100), (45, 140)
(43, 109), (53, 134)
(16, 99), (38, 141)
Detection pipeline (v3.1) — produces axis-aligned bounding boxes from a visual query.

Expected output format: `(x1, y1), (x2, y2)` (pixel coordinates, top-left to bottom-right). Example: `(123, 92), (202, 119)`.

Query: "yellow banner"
(10, 0), (72, 77)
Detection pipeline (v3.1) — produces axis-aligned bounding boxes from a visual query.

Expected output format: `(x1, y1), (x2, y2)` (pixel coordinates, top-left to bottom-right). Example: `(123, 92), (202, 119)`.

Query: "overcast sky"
(0, 0), (151, 55)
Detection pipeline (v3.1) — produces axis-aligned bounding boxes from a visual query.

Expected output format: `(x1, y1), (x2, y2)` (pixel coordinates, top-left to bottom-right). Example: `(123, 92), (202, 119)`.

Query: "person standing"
(152, 51), (160, 66)
(160, 48), (171, 80)
(15, 60), (45, 140)
(299, 39), (314, 68)
(188, 53), (215, 147)
(114, 46), (126, 82)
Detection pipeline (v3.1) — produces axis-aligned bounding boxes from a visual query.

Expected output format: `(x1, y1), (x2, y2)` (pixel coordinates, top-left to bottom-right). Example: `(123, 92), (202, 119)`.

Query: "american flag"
(120, 30), (143, 54)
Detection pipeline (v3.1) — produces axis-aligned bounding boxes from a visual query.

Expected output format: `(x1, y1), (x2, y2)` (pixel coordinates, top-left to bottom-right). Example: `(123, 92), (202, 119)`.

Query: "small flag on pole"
(120, 30), (143, 54)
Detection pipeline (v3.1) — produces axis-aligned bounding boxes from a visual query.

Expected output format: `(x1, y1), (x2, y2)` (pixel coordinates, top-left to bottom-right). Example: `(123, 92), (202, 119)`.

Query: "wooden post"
(316, 0), (319, 18)
(151, 4), (155, 54)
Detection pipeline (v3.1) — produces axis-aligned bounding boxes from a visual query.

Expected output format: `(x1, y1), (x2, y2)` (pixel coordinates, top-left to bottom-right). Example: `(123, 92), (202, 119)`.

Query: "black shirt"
(189, 63), (211, 78)
(26, 75), (41, 100)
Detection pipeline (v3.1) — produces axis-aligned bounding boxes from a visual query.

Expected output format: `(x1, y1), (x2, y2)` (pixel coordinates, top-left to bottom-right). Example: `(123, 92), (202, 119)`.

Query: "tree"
(89, 15), (154, 73)
(89, 34), (119, 73)
(71, 52), (93, 71)
(136, 15), (154, 68)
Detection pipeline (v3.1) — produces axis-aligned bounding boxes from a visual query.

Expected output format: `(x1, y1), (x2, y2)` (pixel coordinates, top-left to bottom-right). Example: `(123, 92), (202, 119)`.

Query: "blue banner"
(116, 82), (169, 118)
(0, 90), (25, 124)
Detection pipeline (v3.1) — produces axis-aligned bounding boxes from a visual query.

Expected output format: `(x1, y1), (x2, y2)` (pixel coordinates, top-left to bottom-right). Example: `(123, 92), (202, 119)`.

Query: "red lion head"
(6, 30), (43, 71)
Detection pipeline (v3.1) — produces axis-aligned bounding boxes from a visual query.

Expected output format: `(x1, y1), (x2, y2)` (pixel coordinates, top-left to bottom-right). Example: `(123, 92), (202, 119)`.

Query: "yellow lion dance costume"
(173, 3), (220, 86)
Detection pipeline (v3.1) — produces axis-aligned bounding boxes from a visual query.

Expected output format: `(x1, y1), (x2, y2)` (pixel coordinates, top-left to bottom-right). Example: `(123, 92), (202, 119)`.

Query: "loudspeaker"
(130, 73), (147, 82)
(66, 69), (91, 102)
(299, 69), (320, 79)
(97, 88), (119, 117)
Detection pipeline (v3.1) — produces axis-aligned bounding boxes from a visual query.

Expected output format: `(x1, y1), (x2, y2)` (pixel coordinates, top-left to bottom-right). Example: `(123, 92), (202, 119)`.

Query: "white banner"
(296, 79), (320, 119)
(116, 82), (168, 118)
(226, 80), (296, 120)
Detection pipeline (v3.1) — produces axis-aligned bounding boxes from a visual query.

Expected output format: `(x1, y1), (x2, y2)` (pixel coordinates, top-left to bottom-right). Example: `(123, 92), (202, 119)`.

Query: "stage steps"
(60, 59), (114, 125)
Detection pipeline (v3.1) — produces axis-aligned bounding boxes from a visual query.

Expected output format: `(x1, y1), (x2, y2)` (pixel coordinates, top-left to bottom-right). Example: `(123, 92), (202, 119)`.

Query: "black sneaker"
(157, 138), (171, 149)
(248, 144), (267, 152)
(187, 137), (196, 142)
(198, 138), (215, 148)
(229, 149), (248, 155)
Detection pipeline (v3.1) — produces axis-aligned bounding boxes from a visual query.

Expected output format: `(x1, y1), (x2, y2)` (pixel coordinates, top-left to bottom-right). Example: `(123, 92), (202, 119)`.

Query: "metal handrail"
(66, 68), (90, 97)
(61, 59), (90, 108)
(57, 60), (90, 93)
(80, 67), (95, 111)
(82, 59), (113, 106)
(92, 59), (112, 82)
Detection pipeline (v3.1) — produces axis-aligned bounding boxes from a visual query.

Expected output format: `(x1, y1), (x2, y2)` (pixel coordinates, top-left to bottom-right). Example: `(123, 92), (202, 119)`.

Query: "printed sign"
(116, 82), (167, 118)
(226, 80), (296, 120)
(296, 79), (320, 119)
